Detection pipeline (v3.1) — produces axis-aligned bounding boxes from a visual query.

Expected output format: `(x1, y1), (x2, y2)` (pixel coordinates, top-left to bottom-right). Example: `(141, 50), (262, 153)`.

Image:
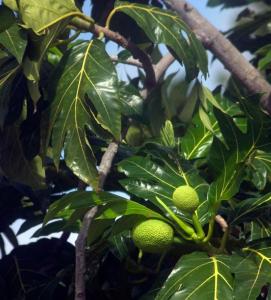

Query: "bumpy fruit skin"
(172, 185), (199, 213)
(132, 219), (174, 254)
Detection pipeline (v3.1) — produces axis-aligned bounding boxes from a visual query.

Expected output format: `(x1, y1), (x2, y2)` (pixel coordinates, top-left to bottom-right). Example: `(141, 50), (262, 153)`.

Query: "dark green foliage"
(0, 0), (271, 298)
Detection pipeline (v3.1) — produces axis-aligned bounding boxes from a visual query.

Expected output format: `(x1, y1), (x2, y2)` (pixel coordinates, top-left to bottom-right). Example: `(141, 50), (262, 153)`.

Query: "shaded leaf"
(230, 192), (271, 225)
(0, 58), (25, 127)
(44, 191), (125, 224)
(0, 5), (15, 32)
(107, 1), (208, 80)
(0, 125), (45, 189)
(0, 23), (27, 63)
(232, 242), (271, 300)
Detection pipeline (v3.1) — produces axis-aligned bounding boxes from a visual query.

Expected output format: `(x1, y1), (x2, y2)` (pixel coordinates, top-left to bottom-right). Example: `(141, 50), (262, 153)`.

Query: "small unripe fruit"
(125, 125), (143, 146)
(132, 219), (174, 253)
(172, 185), (199, 213)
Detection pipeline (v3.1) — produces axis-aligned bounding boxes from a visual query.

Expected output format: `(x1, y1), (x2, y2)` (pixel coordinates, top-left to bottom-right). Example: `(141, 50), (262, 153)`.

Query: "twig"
(141, 53), (175, 98)
(218, 227), (229, 253)
(215, 214), (228, 232)
(165, 0), (271, 114)
(110, 55), (143, 68)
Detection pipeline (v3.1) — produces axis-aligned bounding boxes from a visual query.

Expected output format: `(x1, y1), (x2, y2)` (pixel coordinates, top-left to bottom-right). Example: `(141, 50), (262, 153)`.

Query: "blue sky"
(1, 0), (244, 253)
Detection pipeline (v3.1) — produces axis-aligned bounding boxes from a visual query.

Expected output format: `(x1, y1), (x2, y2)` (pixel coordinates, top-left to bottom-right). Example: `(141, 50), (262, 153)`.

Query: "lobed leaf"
(45, 39), (122, 189)
(107, 1), (208, 80)
(156, 252), (233, 300)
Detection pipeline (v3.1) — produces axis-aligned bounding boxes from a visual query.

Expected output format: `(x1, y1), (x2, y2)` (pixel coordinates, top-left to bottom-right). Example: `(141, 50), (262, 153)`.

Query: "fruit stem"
(173, 236), (185, 244)
(218, 227), (229, 253)
(156, 196), (196, 239)
(192, 212), (205, 240)
(137, 249), (143, 264)
(155, 252), (166, 273)
(202, 217), (215, 243)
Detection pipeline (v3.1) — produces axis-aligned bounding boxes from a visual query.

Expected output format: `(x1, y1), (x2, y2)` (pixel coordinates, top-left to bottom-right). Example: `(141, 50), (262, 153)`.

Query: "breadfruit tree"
(1, 0), (271, 299)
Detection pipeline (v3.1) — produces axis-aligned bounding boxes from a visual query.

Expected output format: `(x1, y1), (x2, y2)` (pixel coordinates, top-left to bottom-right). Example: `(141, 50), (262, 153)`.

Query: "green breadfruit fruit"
(172, 185), (199, 213)
(132, 219), (174, 254)
(125, 125), (143, 146)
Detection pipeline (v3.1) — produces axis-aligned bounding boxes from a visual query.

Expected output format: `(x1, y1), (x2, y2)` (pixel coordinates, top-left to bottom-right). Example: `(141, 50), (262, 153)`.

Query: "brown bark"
(166, 0), (271, 114)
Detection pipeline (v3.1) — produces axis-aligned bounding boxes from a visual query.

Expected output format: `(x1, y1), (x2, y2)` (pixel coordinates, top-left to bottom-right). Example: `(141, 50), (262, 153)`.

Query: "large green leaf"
(232, 242), (271, 300)
(156, 252), (233, 300)
(15, 0), (81, 34)
(0, 58), (25, 127)
(246, 220), (271, 242)
(248, 151), (271, 190)
(230, 192), (271, 225)
(118, 154), (209, 223)
(97, 200), (167, 221)
(181, 100), (243, 160)
(181, 113), (216, 160)
(23, 20), (69, 82)
(207, 106), (267, 211)
(0, 5), (16, 32)
(46, 39), (121, 189)
(3, 0), (19, 12)
(44, 191), (126, 224)
(107, 1), (208, 80)
(0, 124), (45, 189)
(0, 23), (27, 63)
(118, 81), (143, 116)
(207, 137), (245, 212)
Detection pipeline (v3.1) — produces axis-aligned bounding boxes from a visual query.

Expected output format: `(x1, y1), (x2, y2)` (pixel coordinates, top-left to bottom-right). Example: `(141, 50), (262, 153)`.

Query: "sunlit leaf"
(156, 252), (233, 300)
(17, 0), (81, 34)
(160, 120), (176, 148)
(45, 39), (121, 189)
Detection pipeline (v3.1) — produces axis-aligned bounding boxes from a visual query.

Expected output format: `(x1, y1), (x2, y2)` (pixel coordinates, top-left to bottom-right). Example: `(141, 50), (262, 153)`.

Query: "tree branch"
(98, 141), (119, 191)
(110, 55), (144, 68)
(165, 0), (271, 114)
(141, 53), (175, 98)
(75, 206), (98, 300)
(71, 17), (156, 94)
(74, 141), (119, 300)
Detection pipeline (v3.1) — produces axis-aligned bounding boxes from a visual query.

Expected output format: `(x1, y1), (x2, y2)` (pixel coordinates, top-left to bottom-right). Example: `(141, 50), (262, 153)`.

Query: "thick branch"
(166, 0), (271, 114)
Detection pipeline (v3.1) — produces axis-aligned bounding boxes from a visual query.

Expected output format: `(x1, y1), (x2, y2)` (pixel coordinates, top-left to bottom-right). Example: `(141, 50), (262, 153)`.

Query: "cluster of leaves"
(0, 0), (271, 299)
